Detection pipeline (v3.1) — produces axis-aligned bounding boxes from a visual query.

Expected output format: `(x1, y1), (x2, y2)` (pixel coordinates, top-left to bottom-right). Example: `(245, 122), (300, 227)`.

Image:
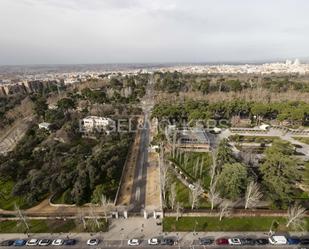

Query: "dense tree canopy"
(217, 163), (248, 200)
(260, 140), (300, 203)
(152, 100), (309, 126)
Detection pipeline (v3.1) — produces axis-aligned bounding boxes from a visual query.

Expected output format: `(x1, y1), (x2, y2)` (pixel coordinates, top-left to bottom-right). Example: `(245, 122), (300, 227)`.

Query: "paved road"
(130, 115), (150, 212)
(129, 76), (154, 212)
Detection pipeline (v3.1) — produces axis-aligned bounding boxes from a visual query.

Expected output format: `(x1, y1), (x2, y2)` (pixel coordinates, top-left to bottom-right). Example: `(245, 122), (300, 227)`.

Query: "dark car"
(161, 238), (175, 246)
(63, 239), (77, 245)
(287, 237), (300, 245)
(241, 238), (255, 245)
(13, 240), (26, 246)
(216, 238), (229, 245)
(0, 240), (14, 246)
(301, 238), (309, 245)
(255, 238), (269, 245)
(198, 238), (214, 245)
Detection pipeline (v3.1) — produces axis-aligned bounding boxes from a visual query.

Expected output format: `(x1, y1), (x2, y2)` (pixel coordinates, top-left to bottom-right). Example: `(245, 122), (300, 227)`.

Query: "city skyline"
(1, 0), (309, 65)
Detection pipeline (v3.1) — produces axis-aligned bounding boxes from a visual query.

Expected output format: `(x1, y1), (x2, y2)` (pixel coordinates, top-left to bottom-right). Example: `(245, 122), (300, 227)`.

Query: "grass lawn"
(293, 137), (309, 145)
(170, 174), (210, 209)
(0, 179), (28, 210)
(302, 162), (309, 187)
(181, 152), (212, 187)
(170, 152), (212, 188)
(163, 217), (309, 232)
(0, 219), (108, 233)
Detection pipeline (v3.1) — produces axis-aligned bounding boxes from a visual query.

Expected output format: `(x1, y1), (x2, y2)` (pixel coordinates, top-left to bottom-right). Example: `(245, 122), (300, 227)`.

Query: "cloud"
(0, 0), (309, 64)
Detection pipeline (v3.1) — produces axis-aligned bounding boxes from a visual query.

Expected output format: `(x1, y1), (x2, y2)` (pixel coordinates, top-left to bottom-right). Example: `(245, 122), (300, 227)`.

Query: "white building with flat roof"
(82, 116), (115, 134)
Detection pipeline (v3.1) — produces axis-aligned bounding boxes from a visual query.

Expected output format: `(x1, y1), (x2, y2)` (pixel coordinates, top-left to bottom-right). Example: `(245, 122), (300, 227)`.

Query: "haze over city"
(1, 0), (309, 65)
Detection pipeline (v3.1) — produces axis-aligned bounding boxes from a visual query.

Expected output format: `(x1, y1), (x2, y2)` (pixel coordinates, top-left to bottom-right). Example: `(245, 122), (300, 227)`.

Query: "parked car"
(216, 238), (229, 245)
(228, 238), (242, 245)
(128, 239), (140, 246)
(241, 238), (255, 245)
(287, 237), (300, 245)
(188, 184), (196, 190)
(13, 240), (27, 247)
(38, 239), (51, 246)
(268, 236), (287, 245)
(86, 239), (99, 246)
(255, 238), (269, 245)
(198, 238), (214, 245)
(301, 238), (309, 245)
(0, 240), (14, 246)
(26, 239), (39, 246)
(148, 238), (160, 245)
(63, 239), (76, 246)
(51, 239), (64, 246)
(160, 238), (175, 246)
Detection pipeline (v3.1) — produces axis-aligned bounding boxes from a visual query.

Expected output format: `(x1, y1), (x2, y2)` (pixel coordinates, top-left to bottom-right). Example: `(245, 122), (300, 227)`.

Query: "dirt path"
(145, 152), (161, 209)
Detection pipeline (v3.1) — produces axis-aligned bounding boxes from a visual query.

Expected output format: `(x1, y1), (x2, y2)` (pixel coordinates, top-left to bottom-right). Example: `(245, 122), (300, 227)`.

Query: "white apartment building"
(82, 116), (115, 134)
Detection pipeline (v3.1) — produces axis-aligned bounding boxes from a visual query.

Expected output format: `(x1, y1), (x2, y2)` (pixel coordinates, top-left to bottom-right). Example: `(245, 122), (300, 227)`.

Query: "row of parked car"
(1, 235), (309, 247)
(0, 238), (100, 247)
(199, 236), (309, 246)
(128, 235), (309, 246)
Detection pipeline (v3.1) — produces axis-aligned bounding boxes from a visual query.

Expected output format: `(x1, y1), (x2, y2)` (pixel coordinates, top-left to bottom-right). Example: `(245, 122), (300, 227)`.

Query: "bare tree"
(175, 202), (183, 221)
(199, 157), (204, 178)
(101, 194), (113, 222)
(209, 150), (218, 187)
(89, 204), (100, 229)
(218, 200), (233, 221)
(245, 181), (263, 209)
(208, 179), (221, 210)
(159, 143), (169, 203)
(14, 204), (29, 232)
(190, 184), (204, 210)
(169, 183), (177, 210)
(208, 150), (221, 210)
(286, 203), (306, 230)
(172, 131), (177, 158)
(183, 153), (189, 170)
(194, 157), (200, 178)
(77, 208), (87, 230)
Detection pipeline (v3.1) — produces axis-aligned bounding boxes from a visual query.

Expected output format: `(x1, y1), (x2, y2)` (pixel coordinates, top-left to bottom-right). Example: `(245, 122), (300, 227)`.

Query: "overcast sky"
(0, 0), (309, 65)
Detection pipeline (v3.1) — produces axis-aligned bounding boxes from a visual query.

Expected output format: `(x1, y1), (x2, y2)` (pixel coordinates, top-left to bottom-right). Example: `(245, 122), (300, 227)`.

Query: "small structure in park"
(175, 127), (211, 152)
(38, 122), (51, 131)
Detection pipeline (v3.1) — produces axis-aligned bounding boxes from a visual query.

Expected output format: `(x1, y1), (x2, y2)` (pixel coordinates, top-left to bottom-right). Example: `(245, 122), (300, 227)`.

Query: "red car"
(216, 238), (229, 245)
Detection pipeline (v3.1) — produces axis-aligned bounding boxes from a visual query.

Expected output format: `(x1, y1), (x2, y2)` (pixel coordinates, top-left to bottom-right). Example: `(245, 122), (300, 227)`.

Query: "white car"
(128, 239), (140, 246)
(26, 239), (39, 246)
(269, 236), (287, 245)
(188, 184), (196, 190)
(148, 238), (160, 245)
(51, 239), (64, 246)
(87, 239), (99, 246)
(228, 238), (242, 245)
(38, 239), (51, 246)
